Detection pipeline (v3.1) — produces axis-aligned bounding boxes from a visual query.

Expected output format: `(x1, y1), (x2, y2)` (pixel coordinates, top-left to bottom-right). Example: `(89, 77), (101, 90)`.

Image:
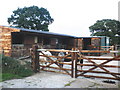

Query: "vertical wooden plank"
(35, 44), (40, 72)
(73, 39), (77, 50)
(71, 51), (78, 78)
(74, 52), (78, 78)
(31, 44), (40, 73)
(78, 39), (83, 50)
(71, 52), (74, 78)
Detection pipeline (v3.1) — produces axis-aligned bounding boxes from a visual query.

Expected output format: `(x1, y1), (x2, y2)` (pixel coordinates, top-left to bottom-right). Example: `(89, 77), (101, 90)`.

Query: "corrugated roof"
(77, 36), (101, 38)
(7, 26), (77, 38)
(1, 26), (107, 39)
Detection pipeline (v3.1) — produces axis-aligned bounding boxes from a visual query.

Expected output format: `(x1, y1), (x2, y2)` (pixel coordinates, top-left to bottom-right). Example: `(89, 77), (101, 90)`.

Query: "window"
(12, 32), (23, 44)
(43, 37), (50, 45)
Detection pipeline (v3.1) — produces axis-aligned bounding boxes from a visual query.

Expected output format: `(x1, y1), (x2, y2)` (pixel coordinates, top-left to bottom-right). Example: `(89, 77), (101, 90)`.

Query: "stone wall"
(11, 44), (31, 58)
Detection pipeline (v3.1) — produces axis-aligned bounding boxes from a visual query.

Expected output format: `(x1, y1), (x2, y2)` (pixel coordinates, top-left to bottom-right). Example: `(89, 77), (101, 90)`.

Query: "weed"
(64, 80), (75, 87)
(64, 83), (71, 86)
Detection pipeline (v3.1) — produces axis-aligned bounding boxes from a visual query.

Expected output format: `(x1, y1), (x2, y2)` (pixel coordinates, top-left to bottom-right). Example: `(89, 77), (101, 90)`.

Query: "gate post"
(71, 52), (75, 78)
(71, 51), (78, 78)
(31, 44), (40, 73)
(74, 52), (78, 78)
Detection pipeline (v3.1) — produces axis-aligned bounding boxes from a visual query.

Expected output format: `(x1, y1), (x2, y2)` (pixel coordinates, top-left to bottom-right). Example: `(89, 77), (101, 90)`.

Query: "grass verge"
(1, 73), (22, 81)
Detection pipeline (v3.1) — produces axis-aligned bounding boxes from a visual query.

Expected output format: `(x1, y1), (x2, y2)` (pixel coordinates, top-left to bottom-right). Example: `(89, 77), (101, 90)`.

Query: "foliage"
(2, 73), (22, 81)
(8, 6), (54, 31)
(118, 49), (120, 55)
(89, 19), (120, 45)
(1, 55), (34, 81)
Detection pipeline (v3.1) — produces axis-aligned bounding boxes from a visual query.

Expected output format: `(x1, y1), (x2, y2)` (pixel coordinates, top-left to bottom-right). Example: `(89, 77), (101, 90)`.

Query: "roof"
(77, 36), (102, 38)
(1, 26), (108, 39)
(5, 26), (77, 38)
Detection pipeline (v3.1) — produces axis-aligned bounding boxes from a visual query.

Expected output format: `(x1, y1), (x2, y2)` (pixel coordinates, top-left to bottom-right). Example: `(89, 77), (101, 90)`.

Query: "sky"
(0, 0), (119, 37)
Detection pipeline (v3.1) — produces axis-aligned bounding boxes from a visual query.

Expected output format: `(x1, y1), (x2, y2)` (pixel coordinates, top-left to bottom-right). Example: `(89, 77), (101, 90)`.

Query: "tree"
(89, 19), (120, 45)
(8, 6), (54, 31)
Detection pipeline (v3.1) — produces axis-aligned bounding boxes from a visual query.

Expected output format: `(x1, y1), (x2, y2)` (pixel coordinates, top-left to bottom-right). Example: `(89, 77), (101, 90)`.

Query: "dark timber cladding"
(18, 28), (75, 50)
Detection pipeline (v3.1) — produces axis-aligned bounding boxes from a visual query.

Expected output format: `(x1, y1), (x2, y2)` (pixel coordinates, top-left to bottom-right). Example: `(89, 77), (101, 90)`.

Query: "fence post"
(71, 49), (78, 78)
(71, 48), (75, 78)
(71, 52), (75, 78)
(31, 44), (40, 73)
(74, 52), (78, 78)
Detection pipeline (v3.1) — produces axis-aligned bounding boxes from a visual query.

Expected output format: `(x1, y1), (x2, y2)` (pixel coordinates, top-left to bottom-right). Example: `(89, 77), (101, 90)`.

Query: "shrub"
(1, 55), (34, 81)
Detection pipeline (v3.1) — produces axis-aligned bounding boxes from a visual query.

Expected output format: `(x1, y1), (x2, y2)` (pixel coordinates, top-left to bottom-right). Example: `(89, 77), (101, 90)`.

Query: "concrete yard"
(0, 71), (119, 89)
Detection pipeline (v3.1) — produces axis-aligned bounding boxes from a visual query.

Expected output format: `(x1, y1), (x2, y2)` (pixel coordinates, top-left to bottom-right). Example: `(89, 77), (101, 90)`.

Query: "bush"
(1, 55), (34, 81)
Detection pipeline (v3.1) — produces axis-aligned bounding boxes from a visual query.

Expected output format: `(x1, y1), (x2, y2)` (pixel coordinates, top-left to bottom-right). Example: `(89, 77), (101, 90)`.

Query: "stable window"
(11, 32), (23, 44)
(43, 37), (50, 45)
(50, 38), (58, 45)
(38, 36), (43, 43)
(83, 38), (91, 50)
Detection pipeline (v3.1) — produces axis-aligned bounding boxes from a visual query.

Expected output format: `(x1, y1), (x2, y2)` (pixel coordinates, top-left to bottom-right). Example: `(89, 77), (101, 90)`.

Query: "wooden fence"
(101, 46), (114, 51)
(31, 45), (120, 80)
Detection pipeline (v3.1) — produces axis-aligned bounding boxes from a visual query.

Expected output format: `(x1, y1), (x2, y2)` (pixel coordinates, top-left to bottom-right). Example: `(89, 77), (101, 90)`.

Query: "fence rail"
(31, 45), (120, 80)
(101, 46), (114, 51)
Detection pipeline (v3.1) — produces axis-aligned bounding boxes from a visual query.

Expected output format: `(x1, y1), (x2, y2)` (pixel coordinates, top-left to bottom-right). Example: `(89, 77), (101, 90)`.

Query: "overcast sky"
(0, 0), (119, 37)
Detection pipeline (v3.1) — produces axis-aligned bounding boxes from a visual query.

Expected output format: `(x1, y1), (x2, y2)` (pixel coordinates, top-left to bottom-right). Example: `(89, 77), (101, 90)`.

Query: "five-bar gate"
(31, 45), (120, 80)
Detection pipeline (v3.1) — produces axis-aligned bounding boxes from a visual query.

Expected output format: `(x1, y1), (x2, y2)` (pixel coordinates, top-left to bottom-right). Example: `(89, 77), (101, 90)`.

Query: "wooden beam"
(40, 65), (71, 71)
(42, 69), (70, 75)
(39, 60), (72, 65)
(77, 53), (120, 79)
(77, 63), (120, 68)
(83, 57), (120, 61)
(77, 70), (120, 75)
(77, 74), (120, 80)
(80, 50), (110, 53)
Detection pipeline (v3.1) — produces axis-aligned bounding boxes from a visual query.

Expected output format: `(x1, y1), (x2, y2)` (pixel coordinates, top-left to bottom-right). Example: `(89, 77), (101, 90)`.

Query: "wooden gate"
(76, 52), (120, 80)
(38, 49), (73, 77)
(31, 45), (78, 77)
(31, 45), (120, 80)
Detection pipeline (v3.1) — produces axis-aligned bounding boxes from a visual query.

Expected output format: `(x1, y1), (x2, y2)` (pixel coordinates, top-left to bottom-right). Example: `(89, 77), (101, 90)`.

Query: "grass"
(64, 80), (75, 87)
(1, 55), (34, 81)
(65, 83), (71, 86)
(88, 82), (101, 88)
(2, 73), (22, 81)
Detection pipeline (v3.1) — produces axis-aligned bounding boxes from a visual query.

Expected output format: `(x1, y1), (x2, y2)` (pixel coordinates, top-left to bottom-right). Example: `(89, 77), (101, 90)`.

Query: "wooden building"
(0, 26), (102, 57)
(75, 37), (101, 50)
(0, 26), (75, 57)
